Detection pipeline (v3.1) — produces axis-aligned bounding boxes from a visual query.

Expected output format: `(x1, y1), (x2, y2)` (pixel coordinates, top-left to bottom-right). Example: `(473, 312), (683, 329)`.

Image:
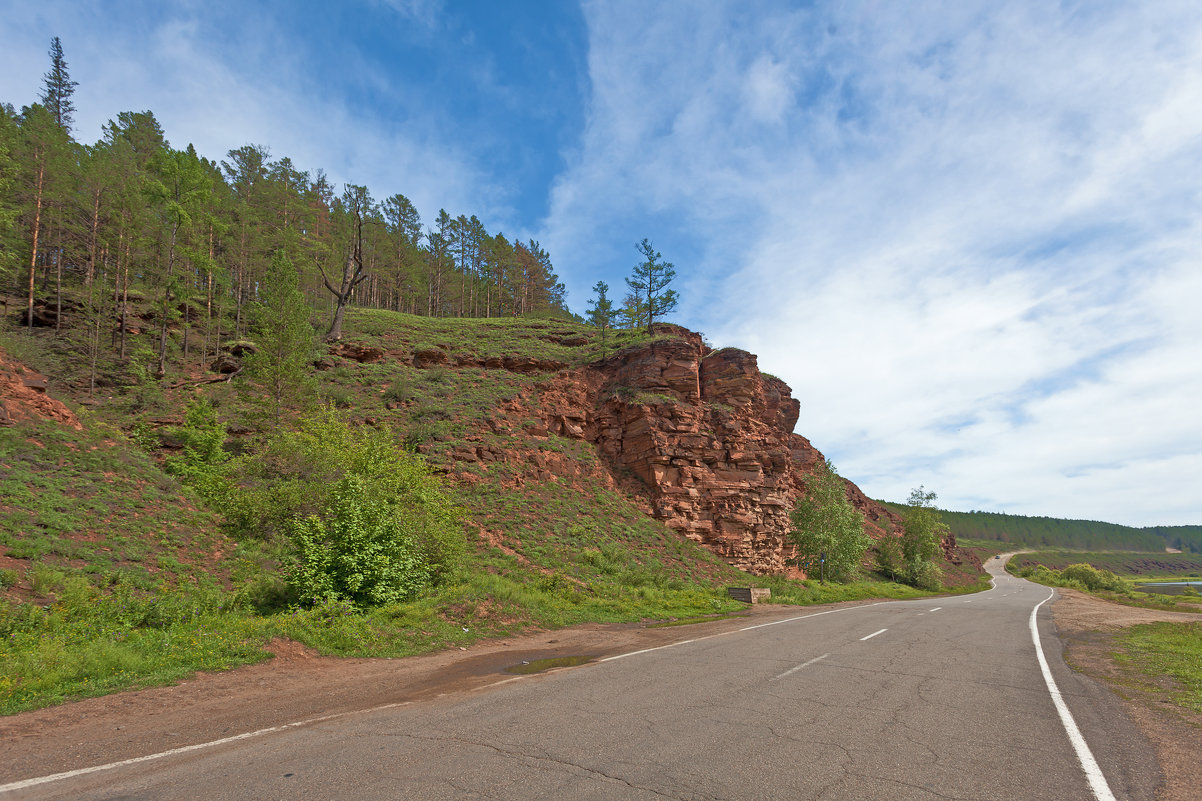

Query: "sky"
(2, 0), (1200, 526)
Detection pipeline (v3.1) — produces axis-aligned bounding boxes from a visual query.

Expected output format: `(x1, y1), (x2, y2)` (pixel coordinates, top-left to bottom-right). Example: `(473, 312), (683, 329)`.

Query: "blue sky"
(3, 0), (1201, 526)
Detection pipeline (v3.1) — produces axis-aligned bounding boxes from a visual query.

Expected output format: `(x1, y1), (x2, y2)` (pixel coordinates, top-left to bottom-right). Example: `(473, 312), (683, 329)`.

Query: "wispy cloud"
(544, 1), (1202, 524)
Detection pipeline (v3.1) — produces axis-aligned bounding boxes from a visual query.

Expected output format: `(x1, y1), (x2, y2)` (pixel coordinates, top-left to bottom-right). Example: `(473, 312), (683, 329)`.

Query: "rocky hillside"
(393, 323), (916, 576)
(2, 307), (972, 583)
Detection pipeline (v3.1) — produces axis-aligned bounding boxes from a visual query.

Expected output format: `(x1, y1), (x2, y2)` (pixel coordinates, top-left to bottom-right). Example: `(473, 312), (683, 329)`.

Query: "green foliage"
(224, 407), (464, 587)
(1009, 550), (1202, 577)
(874, 535), (904, 582)
(626, 238), (678, 334)
(586, 280), (615, 342)
(900, 486), (947, 590)
(289, 476), (431, 608)
(903, 505), (1177, 552)
(1116, 622), (1202, 714)
(1012, 562), (1130, 595)
(246, 251), (317, 422)
(789, 460), (870, 583)
(165, 399), (227, 474)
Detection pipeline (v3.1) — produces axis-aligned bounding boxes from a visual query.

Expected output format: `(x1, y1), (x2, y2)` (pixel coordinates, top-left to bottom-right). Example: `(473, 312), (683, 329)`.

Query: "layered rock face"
(494, 326), (898, 574)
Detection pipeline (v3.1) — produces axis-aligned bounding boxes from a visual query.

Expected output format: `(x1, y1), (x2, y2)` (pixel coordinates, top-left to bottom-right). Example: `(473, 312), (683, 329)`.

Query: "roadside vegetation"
(1115, 622), (1202, 715)
(0, 298), (990, 716)
(1006, 551), (1202, 612)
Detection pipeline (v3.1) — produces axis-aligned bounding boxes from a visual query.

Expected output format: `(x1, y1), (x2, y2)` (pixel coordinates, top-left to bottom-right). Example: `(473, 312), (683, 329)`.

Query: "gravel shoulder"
(1051, 588), (1202, 801)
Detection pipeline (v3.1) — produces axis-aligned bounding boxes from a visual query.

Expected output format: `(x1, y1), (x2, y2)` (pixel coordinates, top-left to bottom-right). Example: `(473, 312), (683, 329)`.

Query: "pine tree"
(40, 37), (78, 133)
(625, 238), (678, 335)
(247, 251), (315, 424)
(586, 280), (615, 343)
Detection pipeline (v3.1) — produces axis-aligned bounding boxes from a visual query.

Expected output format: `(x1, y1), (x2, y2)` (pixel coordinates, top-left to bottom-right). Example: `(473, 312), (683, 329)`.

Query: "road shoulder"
(1052, 588), (1202, 801)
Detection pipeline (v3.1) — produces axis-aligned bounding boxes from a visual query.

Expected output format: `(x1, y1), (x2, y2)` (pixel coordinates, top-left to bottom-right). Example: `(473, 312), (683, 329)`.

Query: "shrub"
(907, 559), (944, 591)
(288, 476), (431, 608)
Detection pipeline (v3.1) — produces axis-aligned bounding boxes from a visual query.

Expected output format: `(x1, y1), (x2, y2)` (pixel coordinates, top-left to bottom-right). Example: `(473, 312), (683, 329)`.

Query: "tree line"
(879, 504), (1201, 554)
(0, 38), (570, 380)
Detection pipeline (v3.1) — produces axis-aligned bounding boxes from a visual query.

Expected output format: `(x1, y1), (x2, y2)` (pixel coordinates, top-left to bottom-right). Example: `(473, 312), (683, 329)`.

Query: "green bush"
(907, 559), (944, 591)
(289, 476), (431, 608)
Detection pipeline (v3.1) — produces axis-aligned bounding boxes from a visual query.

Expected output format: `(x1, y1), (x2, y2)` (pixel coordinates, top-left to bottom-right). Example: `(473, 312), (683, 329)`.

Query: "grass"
(1008, 549), (1202, 577)
(1114, 621), (1202, 714)
(1007, 550), (1202, 611)
(1, 303), (980, 715)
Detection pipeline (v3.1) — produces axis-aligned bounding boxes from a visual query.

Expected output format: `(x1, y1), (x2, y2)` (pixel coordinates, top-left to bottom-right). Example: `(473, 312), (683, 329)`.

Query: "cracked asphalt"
(6, 561), (1160, 800)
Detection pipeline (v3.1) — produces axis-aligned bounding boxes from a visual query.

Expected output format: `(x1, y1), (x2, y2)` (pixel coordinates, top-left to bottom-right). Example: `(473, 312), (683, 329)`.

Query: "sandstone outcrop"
(487, 326), (902, 575)
(0, 350), (82, 430)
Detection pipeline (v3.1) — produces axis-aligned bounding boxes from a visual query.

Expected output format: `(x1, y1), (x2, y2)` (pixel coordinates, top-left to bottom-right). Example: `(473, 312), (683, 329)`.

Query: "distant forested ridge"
(878, 503), (1202, 553)
(0, 40), (569, 377)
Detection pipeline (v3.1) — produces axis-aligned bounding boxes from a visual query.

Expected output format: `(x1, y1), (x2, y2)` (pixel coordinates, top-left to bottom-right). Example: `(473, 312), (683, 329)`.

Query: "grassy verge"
(1114, 621), (1202, 715)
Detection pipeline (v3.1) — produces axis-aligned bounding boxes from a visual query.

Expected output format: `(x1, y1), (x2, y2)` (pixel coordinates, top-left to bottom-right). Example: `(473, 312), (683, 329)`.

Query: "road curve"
(5, 559), (1160, 800)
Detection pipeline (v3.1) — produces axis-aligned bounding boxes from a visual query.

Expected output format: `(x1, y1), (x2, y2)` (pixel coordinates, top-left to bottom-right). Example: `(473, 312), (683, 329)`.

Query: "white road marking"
(3, 597), (946, 793)
(771, 653), (830, 681)
(929, 607), (942, 612)
(1030, 589), (1117, 801)
(860, 628), (887, 641)
(0, 703), (411, 795)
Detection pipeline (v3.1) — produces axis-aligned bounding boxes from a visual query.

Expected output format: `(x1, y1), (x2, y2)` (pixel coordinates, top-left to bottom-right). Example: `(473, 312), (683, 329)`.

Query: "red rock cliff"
(490, 326), (899, 575)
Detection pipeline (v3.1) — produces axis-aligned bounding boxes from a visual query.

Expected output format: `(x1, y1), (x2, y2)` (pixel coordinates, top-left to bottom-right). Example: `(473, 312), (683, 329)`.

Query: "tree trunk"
(26, 161), (45, 332)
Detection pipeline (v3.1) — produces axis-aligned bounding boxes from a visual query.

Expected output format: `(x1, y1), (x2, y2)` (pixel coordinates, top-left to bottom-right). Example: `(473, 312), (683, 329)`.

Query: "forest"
(886, 504), (1202, 554)
(0, 39), (570, 386)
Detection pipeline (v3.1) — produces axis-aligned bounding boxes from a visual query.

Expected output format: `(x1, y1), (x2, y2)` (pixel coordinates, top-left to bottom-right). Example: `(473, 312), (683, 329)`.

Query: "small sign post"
(820, 551), (826, 584)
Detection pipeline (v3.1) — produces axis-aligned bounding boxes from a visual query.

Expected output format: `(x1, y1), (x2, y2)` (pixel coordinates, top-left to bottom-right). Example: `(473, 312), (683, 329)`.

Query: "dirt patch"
(0, 350), (81, 430)
(1052, 588), (1202, 801)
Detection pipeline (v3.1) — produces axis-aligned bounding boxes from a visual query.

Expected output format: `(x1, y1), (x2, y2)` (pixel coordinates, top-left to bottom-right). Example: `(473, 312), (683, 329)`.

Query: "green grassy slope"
(1, 302), (964, 714)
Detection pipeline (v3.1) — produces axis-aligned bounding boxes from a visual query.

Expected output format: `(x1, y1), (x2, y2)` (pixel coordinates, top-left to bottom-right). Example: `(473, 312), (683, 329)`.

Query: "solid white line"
(0, 703), (411, 795)
(1030, 589), (1117, 801)
(771, 653), (830, 681)
(859, 628), (887, 641)
(599, 635), (716, 662)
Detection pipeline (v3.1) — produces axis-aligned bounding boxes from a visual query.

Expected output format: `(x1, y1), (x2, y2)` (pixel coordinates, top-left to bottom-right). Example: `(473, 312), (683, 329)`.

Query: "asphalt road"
(5, 559), (1160, 800)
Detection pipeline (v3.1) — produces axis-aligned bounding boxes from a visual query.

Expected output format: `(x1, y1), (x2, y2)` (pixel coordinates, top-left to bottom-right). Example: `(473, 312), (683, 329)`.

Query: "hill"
(0, 300), (983, 713)
(877, 503), (1201, 553)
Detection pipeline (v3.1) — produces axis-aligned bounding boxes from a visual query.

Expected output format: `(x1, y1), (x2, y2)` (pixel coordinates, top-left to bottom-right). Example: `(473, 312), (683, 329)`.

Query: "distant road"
(7, 559), (1159, 800)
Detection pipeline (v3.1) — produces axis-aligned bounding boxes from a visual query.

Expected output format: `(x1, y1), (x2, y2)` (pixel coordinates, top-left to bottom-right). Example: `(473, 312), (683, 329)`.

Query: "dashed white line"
(860, 628), (888, 641)
(1030, 590), (1117, 801)
(771, 653), (830, 681)
(929, 607), (942, 612)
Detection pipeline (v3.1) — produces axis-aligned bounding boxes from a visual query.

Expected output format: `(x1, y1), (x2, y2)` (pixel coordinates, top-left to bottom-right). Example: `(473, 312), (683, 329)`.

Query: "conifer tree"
(626, 238), (678, 335)
(586, 280), (615, 343)
(40, 37), (78, 133)
(247, 251), (315, 424)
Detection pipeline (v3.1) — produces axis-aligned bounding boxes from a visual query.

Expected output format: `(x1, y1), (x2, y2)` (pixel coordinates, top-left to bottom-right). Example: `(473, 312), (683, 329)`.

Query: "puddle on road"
(505, 655), (593, 674)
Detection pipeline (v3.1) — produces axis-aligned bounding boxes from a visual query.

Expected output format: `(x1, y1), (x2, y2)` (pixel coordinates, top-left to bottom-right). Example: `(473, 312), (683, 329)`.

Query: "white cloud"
(545, 1), (1202, 525)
